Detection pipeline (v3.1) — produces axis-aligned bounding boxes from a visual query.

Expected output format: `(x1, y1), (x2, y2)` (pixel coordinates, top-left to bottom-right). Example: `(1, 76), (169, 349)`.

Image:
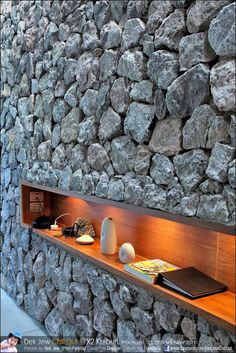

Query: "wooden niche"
(20, 180), (236, 333)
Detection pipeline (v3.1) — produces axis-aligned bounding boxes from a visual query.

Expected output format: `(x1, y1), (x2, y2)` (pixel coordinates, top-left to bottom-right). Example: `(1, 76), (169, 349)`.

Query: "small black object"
(32, 215), (54, 229)
(62, 226), (76, 237)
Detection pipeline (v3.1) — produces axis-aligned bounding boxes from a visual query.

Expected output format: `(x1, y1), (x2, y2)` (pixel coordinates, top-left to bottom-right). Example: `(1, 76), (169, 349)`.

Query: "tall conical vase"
(100, 217), (117, 255)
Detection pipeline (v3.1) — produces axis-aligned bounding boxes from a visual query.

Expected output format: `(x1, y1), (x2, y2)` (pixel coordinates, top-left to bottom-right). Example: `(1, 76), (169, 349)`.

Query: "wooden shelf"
(22, 223), (235, 333)
(20, 180), (236, 333)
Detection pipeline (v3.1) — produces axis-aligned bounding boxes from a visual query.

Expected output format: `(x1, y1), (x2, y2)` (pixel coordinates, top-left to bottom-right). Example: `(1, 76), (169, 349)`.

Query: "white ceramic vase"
(100, 217), (117, 255)
(119, 243), (135, 263)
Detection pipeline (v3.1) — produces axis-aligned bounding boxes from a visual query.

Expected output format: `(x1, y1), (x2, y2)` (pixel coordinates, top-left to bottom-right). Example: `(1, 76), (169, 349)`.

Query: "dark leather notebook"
(158, 267), (227, 299)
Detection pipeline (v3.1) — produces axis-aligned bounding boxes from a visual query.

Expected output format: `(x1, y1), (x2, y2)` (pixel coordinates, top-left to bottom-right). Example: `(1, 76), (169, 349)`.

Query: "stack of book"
(124, 259), (227, 299)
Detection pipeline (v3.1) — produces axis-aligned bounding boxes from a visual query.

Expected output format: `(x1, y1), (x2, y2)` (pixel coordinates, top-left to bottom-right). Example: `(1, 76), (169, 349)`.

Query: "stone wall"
(0, 0), (236, 351)
(2, 230), (235, 352)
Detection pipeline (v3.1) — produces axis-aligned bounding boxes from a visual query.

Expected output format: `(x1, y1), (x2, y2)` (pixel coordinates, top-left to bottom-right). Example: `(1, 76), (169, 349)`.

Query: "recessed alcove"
(20, 180), (235, 332)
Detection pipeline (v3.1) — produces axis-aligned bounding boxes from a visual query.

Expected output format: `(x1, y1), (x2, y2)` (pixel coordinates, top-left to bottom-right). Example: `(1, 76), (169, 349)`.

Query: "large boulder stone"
(166, 64), (210, 119)
(183, 105), (230, 150)
(208, 3), (236, 57)
(82, 20), (100, 51)
(150, 154), (175, 185)
(124, 102), (155, 144)
(143, 184), (167, 211)
(206, 143), (235, 183)
(77, 117), (97, 146)
(154, 9), (186, 51)
(93, 298), (116, 338)
(117, 320), (145, 352)
(98, 107), (123, 143)
(80, 89), (98, 117)
(100, 21), (122, 49)
(75, 52), (100, 92)
(100, 49), (119, 81)
(210, 60), (236, 112)
(197, 195), (230, 224)
(61, 108), (83, 143)
(173, 149), (209, 191)
(149, 118), (182, 156)
(186, 0), (231, 33)
(147, 50), (179, 90)
(87, 143), (109, 171)
(154, 301), (180, 333)
(154, 88), (167, 120)
(146, 0), (173, 34)
(117, 50), (145, 82)
(134, 145), (152, 175)
(110, 78), (130, 114)
(122, 18), (145, 50)
(111, 136), (136, 174)
(179, 32), (216, 71)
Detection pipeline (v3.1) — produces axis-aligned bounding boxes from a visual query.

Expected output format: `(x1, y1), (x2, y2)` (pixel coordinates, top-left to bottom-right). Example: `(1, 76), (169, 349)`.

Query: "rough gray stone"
(183, 105), (230, 150)
(94, 0), (112, 30)
(117, 50), (145, 82)
(87, 275), (109, 300)
(64, 59), (77, 85)
(45, 308), (63, 337)
(130, 80), (154, 103)
(100, 49), (119, 81)
(44, 21), (59, 50)
(19, 73), (30, 97)
(42, 89), (54, 115)
(208, 3), (235, 57)
(210, 60), (236, 112)
(98, 108), (123, 143)
(228, 160), (236, 189)
(223, 185), (235, 219)
(69, 144), (86, 173)
(206, 143), (235, 183)
(131, 307), (156, 336)
(230, 115), (236, 147)
(199, 180), (223, 195)
(80, 89), (98, 117)
(59, 166), (73, 190)
(149, 118), (182, 156)
(199, 334), (221, 351)
(154, 88), (166, 120)
(117, 320), (145, 352)
(154, 9), (186, 51)
(52, 41), (65, 66)
(93, 298), (116, 338)
(134, 145), (152, 175)
(51, 124), (61, 149)
(166, 64), (210, 119)
(95, 172), (109, 198)
(37, 140), (51, 162)
(82, 20), (100, 50)
(124, 102), (155, 144)
(64, 83), (78, 108)
(197, 195), (230, 224)
(76, 315), (95, 338)
(61, 108), (82, 143)
(102, 274), (118, 292)
(64, 33), (81, 58)
(16, 272), (26, 295)
(181, 317), (197, 340)
(33, 252), (46, 289)
(154, 301), (180, 333)
(181, 194), (200, 217)
(150, 154), (175, 185)
(72, 259), (87, 284)
(108, 178), (124, 201)
(100, 21), (122, 49)
(65, 6), (86, 33)
(214, 329), (231, 346)
(23, 26), (38, 52)
(52, 144), (67, 170)
(45, 281), (57, 306)
(76, 52), (100, 92)
(95, 81), (111, 121)
(77, 117), (97, 146)
(122, 18), (145, 50)
(110, 78), (130, 114)
(180, 32), (216, 71)
(186, 0), (230, 33)
(81, 174), (95, 195)
(110, 291), (131, 319)
(59, 23), (70, 42)
(70, 282), (93, 315)
(124, 179), (143, 206)
(143, 184), (167, 211)
(87, 143), (109, 171)
(57, 292), (75, 324)
(146, 0), (173, 34)
(55, 80), (66, 98)
(111, 136), (136, 174)
(148, 50), (179, 90)
(174, 149), (209, 191)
